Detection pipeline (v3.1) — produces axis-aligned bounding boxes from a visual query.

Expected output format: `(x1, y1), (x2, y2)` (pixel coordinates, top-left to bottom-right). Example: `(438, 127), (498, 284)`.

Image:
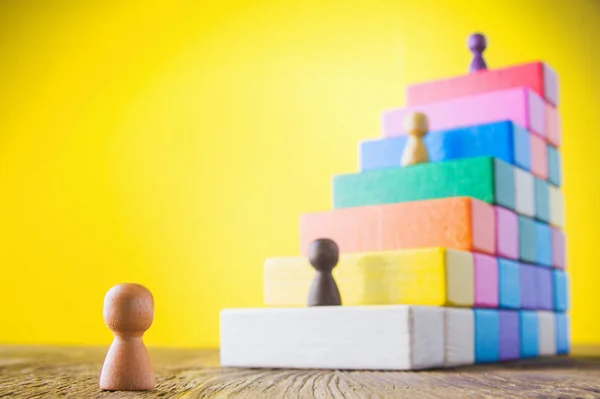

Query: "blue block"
(494, 159), (516, 211)
(518, 216), (537, 263)
(555, 313), (570, 354)
(519, 310), (539, 358)
(475, 309), (500, 363)
(534, 178), (550, 223)
(553, 270), (568, 311)
(498, 259), (521, 309)
(534, 221), (552, 267)
(547, 145), (562, 186)
(536, 267), (553, 310)
(359, 120), (531, 172)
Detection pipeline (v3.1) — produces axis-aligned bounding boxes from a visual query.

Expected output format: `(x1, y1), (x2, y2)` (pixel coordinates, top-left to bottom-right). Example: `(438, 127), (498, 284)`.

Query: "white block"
(549, 185), (565, 228)
(444, 308), (474, 367)
(515, 168), (535, 217)
(220, 305), (445, 370)
(537, 311), (557, 356)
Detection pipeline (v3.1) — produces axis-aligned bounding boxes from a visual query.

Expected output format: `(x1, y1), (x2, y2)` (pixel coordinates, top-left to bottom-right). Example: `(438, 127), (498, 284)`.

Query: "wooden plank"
(4, 345), (600, 398)
(219, 306), (445, 370)
(300, 197), (496, 255)
(333, 156), (515, 211)
(405, 61), (558, 107)
(360, 121), (531, 172)
(383, 88), (547, 139)
(263, 248), (474, 307)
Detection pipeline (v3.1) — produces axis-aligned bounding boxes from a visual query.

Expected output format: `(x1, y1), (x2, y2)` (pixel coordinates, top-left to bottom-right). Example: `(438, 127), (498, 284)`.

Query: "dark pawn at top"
(467, 33), (487, 73)
(307, 238), (342, 306)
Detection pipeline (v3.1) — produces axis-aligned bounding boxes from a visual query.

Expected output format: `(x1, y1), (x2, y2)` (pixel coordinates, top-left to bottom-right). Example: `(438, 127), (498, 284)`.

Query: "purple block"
(499, 310), (520, 360)
(496, 207), (518, 260)
(520, 264), (537, 309)
(474, 253), (499, 308)
(536, 267), (553, 310)
(552, 228), (566, 269)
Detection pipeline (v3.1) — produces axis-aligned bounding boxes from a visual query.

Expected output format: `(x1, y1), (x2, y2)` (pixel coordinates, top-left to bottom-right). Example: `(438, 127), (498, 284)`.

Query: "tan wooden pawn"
(99, 283), (155, 391)
(400, 112), (430, 166)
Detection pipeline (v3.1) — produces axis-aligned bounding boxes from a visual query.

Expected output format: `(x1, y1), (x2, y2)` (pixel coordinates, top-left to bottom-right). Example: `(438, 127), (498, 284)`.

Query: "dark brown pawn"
(307, 238), (342, 306)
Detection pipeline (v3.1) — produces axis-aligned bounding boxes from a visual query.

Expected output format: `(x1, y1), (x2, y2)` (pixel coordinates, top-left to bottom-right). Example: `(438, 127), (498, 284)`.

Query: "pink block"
(382, 88), (547, 139)
(546, 103), (561, 147)
(496, 207), (518, 260)
(552, 227), (566, 269)
(474, 253), (499, 308)
(530, 134), (549, 179)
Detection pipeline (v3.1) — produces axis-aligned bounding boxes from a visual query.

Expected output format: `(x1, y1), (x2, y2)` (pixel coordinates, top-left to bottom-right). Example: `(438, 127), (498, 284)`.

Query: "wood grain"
(2, 345), (600, 398)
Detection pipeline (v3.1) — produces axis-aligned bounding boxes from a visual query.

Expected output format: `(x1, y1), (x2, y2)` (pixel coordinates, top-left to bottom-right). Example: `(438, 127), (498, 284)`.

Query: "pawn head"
(467, 33), (486, 52)
(403, 112), (429, 138)
(308, 238), (339, 272)
(103, 283), (154, 336)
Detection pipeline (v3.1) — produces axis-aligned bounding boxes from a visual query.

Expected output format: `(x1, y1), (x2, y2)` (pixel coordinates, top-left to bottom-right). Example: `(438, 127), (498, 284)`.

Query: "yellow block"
(264, 248), (474, 307)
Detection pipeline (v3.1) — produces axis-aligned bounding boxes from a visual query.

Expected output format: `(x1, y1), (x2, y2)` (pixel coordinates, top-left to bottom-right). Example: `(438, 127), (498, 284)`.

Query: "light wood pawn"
(99, 283), (155, 391)
(400, 112), (430, 166)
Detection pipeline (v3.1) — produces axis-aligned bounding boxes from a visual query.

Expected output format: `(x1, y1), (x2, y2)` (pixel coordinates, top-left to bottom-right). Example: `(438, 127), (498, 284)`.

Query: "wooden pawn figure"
(400, 112), (430, 166)
(99, 283), (155, 391)
(307, 238), (342, 306)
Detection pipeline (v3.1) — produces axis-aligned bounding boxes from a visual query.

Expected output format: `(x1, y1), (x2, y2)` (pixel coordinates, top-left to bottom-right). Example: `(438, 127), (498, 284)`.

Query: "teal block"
(534, 221), (552, 267)
(553, 270), (568, 311)
(547, 145), (562, 186)
(475, 309), (500, 363)
(518, 216), (537, 263)
(498, 259), (520, 309)
(534, 178), (550, 223)
(519, 311), (539, 358)
(556, 313), (570, 354)
(333, 156), (515, 210)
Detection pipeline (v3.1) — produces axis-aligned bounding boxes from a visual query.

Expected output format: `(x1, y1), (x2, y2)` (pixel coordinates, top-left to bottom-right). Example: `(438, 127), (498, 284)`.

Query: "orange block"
(300, 197), (495, 255)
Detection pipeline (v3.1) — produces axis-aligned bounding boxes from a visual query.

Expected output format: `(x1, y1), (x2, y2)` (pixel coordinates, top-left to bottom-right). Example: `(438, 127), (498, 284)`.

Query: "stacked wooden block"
(220, 61), (568, 370)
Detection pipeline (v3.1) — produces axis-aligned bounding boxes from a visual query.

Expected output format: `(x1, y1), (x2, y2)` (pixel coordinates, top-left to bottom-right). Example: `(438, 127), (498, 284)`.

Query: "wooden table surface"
(2, 346), (600, 398)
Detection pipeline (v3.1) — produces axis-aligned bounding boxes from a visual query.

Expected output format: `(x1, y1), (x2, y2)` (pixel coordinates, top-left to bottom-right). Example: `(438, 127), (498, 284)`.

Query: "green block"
(333, 156), (515, 209)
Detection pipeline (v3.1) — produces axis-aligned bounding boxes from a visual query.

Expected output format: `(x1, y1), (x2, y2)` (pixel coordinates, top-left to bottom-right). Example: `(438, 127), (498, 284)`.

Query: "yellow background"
(0, 0), (598, 348)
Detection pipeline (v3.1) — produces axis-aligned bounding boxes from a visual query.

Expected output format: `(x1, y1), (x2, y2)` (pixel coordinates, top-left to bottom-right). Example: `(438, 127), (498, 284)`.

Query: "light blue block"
(556, 313), (569, 354)
(494, 159), (516, 211)
(518, 216), (537, 264)
(498, 259), (521, 309)
(534, 178), (550, 223)
(359, 120), (532, 172)
(547, 145), (562, 186)
(534, 221), (552, 267)
(553, 270), (568, 311)
(475, 309), (500, 363)
(519, 310), (539, 358)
